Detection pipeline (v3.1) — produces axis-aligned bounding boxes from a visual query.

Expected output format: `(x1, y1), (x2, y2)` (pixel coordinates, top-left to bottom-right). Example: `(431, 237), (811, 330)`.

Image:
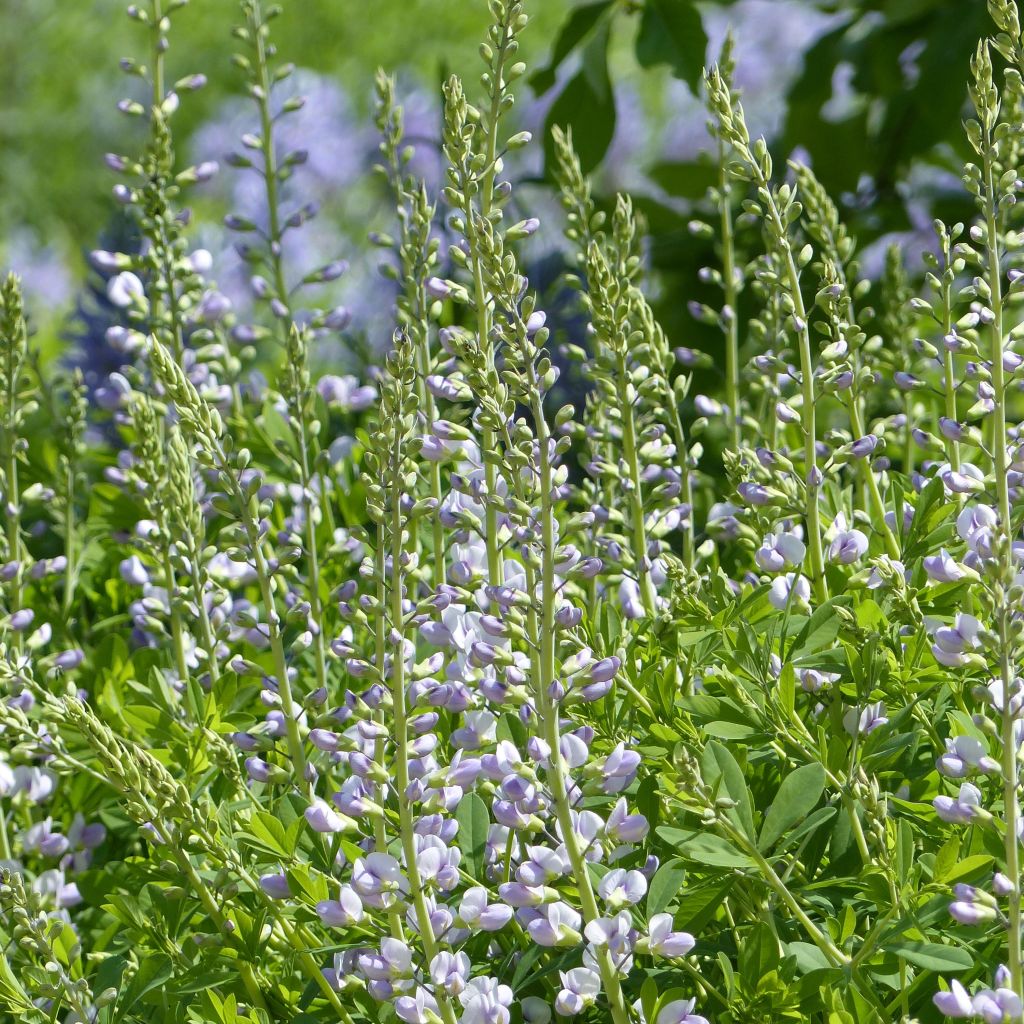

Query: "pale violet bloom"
(555, 967), (602, 1016)
(957, 502), (998, 558)
(598, 868), (647, 908)
(933, 979), (973, 1017)
(459, 977), (514, 1024)
(937, 736), (998, 778)
(430, 951), (470, 996)
(352, 853), (406, 908)
(798, 668), (839, 693)
(395, 987), (439, 1024)
(606, 798), (649, 844)
(107, 271), (145, 308)
(316, 885), (364, 927)
(316, 374), (376, 412)
(826, 512), (868, 564)
(923, 548), (969, 583)
(934, 782), (984, 824)
(647, 913), (696, 958)
(304, 798), (351, 834)
(518, 845), (571, 886)
(768, 573), (811, 611)
(940, 461), (985, 495)
(656, 998), (709, 1024)
(843, 702), (888, 737)
(930, 613), (983, 667)
(619, 577), (644, 620)
(527, 901), (582, 947)
(458, 887), (513, 931)
(583, 910), (637, 958)
(972, 986), (1023, 1023)
(755, 527), (806, 572)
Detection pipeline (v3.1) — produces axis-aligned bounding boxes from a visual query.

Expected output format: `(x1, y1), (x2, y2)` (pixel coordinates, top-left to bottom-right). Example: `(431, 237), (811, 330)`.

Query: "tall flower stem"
(246, 0), (291, 318)
(615, 351), (656, 614)
(533, 396), (631, 1024)
(983, 114), (1021, 993)
(719, 147), (741, 454)
(386, 423), (459, 1024)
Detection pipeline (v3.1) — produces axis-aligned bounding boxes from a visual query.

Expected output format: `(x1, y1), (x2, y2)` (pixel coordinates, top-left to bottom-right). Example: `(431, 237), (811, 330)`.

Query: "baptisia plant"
(10, 0), (1024, 1022)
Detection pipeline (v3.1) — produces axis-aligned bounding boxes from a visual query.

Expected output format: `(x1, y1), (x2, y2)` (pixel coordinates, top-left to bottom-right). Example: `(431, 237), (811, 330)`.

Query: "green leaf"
(702, 720), (758, 740)
(635, 0), (707, 93)
(647, 857), (686, 916)
(456, 792), (490, 878)
(244, 811), (296, 859)
(790, 599), (844, 661)
(703, 741), (755, 839)
(674, 876), (734, 933)
(121, 954), (174, 1010)
(529, 1), (613, 94)
(544, 23), (615, 175)
(740, 921), (779, 985)
(882, 940), (973, 972)
(758, 763), (826, 851)
(0, 950), (35, 1014)
(657, 827), (753, 868)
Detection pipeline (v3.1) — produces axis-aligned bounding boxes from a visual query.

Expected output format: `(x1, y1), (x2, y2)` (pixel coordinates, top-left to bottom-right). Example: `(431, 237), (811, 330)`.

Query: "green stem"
(725, 820), (849, 967)
(752, 168), (827, 602)
(245, 509), (308, 788)
(719, 144), (741, 454)
(847, 399), (900, 559)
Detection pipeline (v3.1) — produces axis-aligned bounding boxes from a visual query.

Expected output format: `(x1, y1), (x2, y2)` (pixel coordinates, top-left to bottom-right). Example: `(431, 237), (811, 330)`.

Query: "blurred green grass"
(0, 0), (565, 257)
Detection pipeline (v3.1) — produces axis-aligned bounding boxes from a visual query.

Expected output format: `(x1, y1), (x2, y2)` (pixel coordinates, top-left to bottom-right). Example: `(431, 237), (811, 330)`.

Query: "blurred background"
(0, 0), (987, 372)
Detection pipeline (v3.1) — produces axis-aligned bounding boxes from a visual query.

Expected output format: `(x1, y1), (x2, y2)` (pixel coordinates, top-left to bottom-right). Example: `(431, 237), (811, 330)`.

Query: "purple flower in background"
(768, 573), (810, 611)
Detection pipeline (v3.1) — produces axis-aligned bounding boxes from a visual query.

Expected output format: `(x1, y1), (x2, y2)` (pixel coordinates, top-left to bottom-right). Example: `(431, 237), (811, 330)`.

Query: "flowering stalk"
(706, 34), (742, 452)
(235, 0), (292, 324)
(585, 222), (658, 614)
(148, 338), (310, 786)
(474, 214), (634, 1024)
(0, 275), (30, 645)
(374, 73), (446, 588)
(442, 2), (530, 587)
(927, 222), (963, 471)
(705, 67), (828, 601)
(975, 37), (1021, 991)
(56, 370), (86, 620)
(365, 335), (459, 1024)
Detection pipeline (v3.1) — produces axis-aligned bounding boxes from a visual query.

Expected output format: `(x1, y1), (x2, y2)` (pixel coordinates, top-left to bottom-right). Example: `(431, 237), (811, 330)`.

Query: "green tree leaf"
(544, 23), (615, 175)
(635, 0), (707, 94)
(530, 1), (613, 95)
(790, 599), (844, 661)
(657, 827), (753, 868)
